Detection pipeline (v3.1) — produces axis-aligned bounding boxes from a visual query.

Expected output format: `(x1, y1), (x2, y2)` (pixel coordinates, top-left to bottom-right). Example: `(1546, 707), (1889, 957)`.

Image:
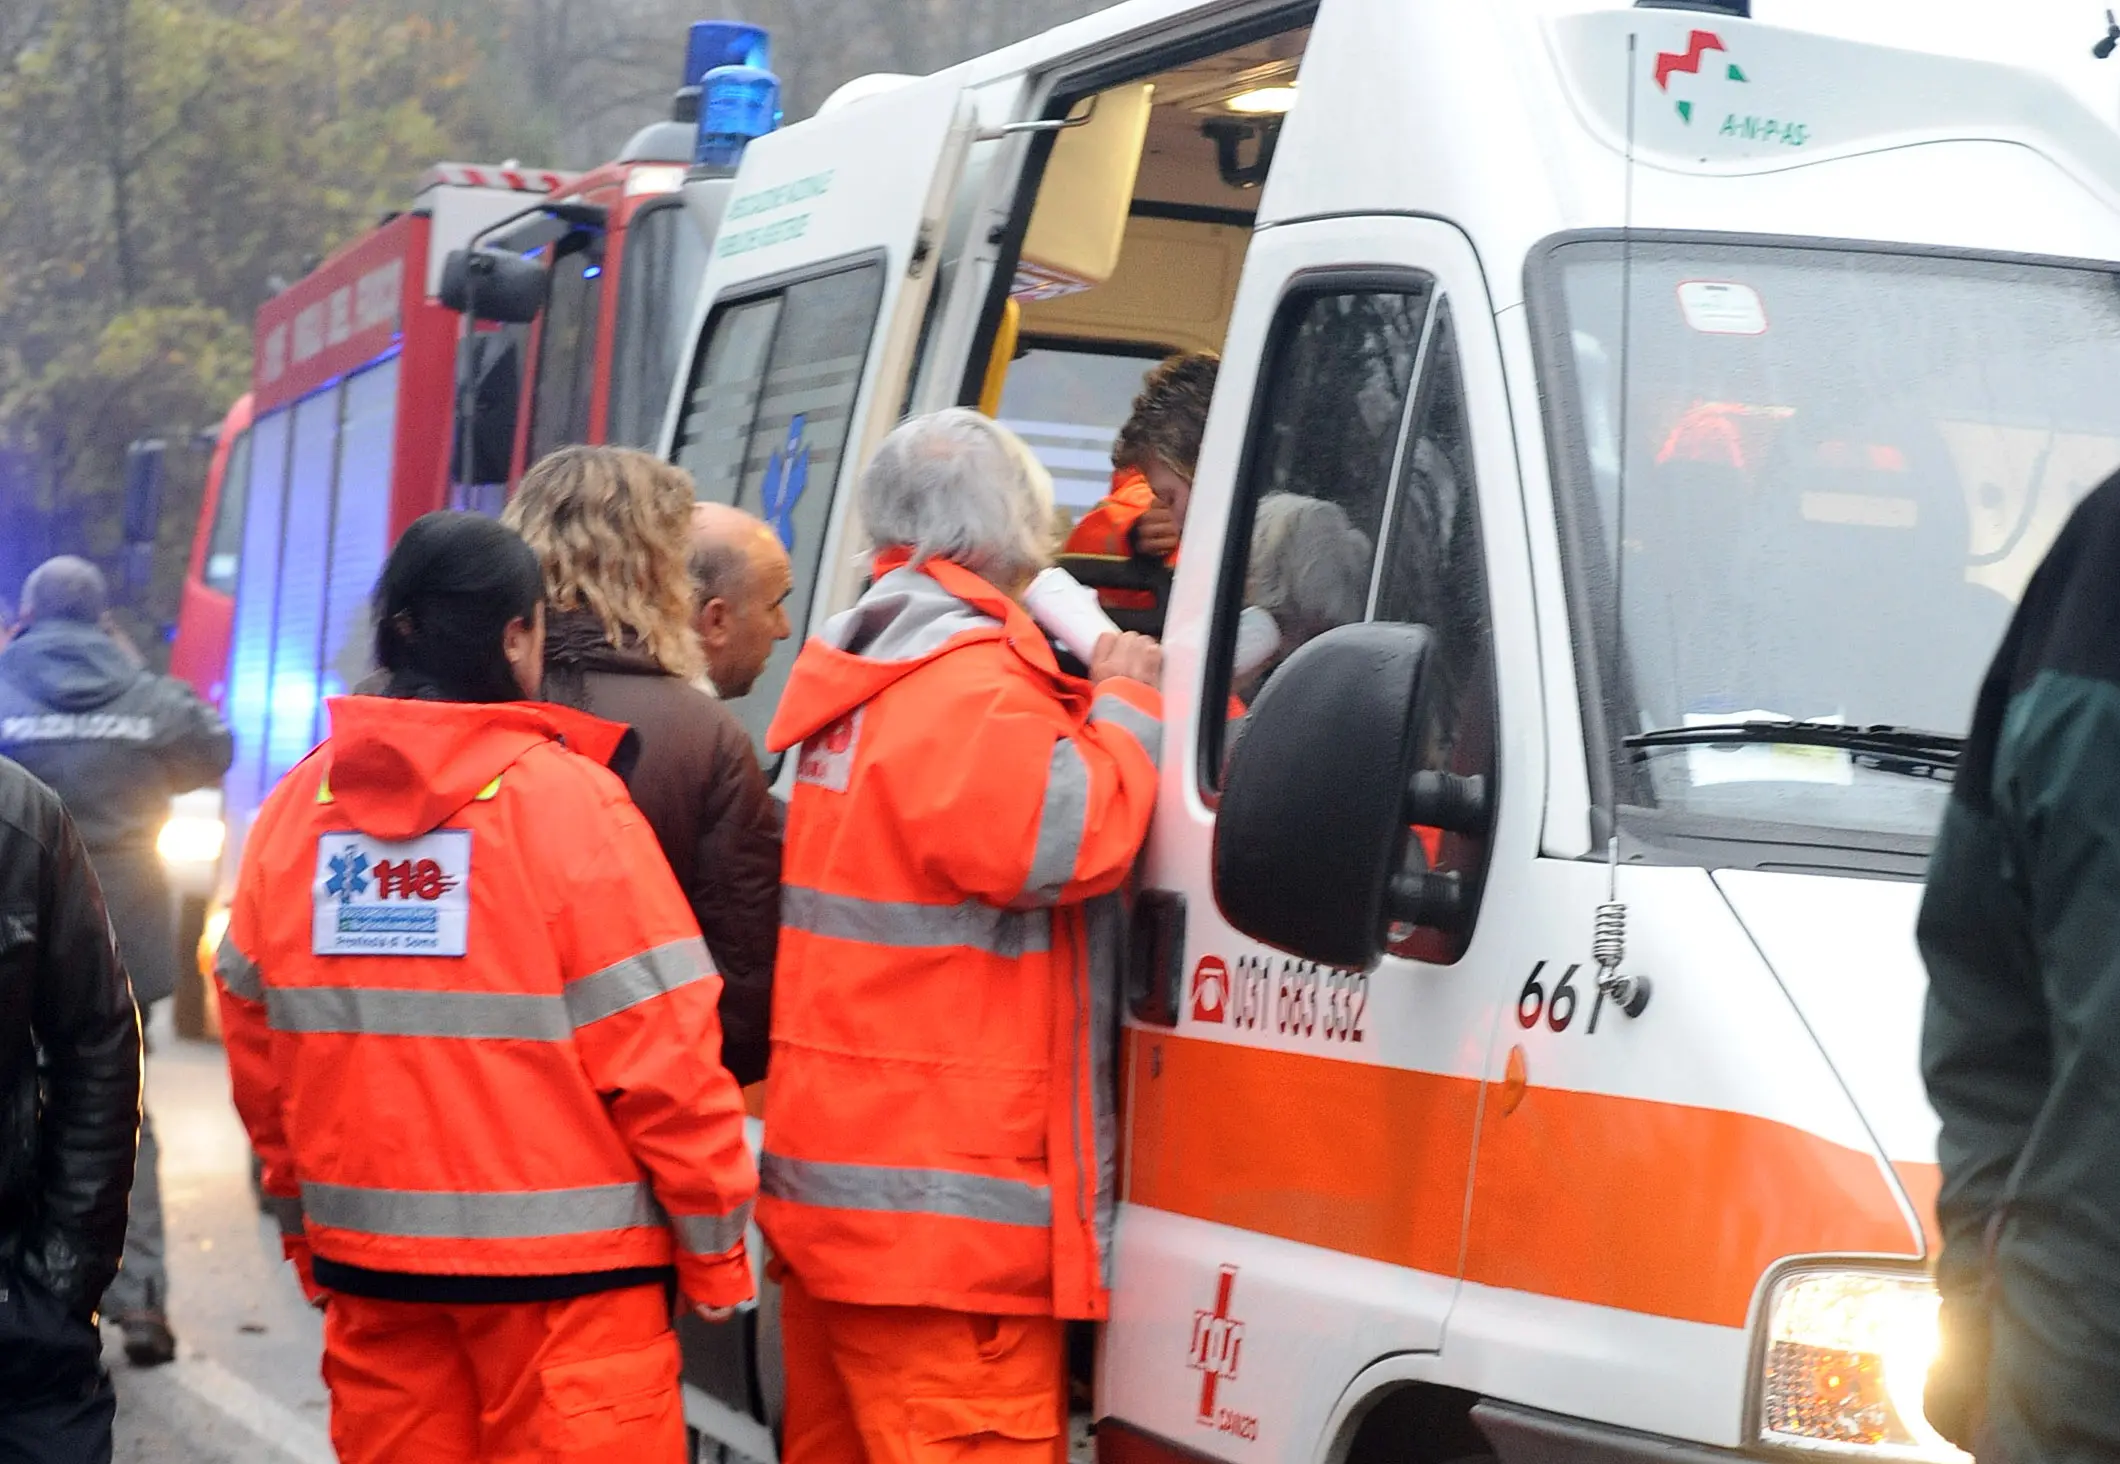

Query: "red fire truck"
(162, 164), (581, 1020)
(207, 164), (577, 860)
(175, 22), (779, 876)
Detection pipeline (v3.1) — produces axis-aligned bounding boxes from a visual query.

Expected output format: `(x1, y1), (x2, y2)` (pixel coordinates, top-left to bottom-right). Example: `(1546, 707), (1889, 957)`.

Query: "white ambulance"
(662, 1), (2120, 1460)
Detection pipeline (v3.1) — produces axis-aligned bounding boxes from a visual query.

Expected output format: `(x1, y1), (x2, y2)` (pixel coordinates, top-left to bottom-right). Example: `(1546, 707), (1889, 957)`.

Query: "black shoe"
(117, 1311), (177, 1367)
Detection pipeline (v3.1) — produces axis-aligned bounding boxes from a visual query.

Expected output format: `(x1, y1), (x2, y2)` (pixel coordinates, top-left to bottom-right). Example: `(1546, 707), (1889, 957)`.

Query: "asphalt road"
(102, 1009), (1094, 1464)
(106, 1008), (331, 1464)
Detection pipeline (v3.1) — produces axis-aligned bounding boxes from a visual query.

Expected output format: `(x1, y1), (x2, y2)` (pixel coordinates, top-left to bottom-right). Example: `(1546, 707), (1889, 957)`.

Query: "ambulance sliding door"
(663, 80), (975, 760)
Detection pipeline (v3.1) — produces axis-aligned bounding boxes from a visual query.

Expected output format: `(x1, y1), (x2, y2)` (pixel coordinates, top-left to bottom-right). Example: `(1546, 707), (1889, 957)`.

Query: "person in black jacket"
(0, 557), (232, 1366)
(0, 757), (141, 1463)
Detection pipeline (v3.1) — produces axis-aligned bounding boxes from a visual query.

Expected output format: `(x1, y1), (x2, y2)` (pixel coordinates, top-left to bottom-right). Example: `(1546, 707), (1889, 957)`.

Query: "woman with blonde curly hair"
(505, 446), (781, 1085)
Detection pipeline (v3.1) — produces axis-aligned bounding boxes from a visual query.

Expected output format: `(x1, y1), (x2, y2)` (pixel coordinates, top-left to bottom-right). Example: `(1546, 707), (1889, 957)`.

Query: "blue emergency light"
(679, 22), (779, 171)
(696, 64), (782, 170)
(685, 21), (769, 81)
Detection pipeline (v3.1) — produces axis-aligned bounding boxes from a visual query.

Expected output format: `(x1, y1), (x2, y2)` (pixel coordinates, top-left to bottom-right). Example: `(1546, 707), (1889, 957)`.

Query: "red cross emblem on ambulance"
(1188, 1265), (1244, 1423)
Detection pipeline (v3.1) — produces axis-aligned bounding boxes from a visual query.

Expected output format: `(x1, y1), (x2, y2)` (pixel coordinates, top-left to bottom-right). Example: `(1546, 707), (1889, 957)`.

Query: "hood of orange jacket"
(768, 551), (1078, 754)
(325, 696), (633, 842)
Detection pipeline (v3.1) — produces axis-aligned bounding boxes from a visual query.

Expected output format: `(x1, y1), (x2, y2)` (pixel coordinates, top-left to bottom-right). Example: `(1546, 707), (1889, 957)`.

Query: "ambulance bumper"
(1473, 1401), (1749, 1464)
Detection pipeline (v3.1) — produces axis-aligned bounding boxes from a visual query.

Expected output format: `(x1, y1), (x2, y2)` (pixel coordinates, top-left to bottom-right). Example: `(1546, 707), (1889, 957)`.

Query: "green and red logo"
(1654, 28), (1746, 125)
(1654, 27), (1809, 146)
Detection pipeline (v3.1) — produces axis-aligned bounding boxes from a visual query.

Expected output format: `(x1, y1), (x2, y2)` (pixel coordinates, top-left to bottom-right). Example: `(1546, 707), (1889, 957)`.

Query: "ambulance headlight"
(1756, 1269), (1967, 1461)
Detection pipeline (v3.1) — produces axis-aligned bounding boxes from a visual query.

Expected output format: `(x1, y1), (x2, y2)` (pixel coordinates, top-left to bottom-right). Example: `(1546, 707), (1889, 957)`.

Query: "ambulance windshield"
(1543, 237), (2120, 841)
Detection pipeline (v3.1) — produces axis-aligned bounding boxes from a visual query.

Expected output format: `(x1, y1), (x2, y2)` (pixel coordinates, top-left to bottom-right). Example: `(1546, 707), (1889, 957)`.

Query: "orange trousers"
(779, 1268), (1067, 1464)
(321, 1283), (685, 1464)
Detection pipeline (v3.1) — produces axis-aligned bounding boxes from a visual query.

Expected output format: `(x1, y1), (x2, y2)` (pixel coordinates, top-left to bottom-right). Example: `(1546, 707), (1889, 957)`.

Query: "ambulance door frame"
(1096, 210), (1544, 1457)
(655, 76), (978, 798)
(908, 0), (1322, 420)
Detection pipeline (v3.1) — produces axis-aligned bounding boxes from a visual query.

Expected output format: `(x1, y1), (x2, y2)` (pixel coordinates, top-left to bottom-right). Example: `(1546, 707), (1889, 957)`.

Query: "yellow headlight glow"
(1759, 1270), (1966, 1461)
(157, 813), (226, 867)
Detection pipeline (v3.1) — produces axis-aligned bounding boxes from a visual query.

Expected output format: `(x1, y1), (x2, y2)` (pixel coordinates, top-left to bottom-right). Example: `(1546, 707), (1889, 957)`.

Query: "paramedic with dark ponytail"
(763, 411), (1162, 1462)
(215, 512), (757, 1463)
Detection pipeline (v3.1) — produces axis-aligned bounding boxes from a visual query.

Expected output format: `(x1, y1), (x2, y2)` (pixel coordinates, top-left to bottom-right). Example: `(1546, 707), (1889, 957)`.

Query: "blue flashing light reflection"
(582, 266), (602, 279)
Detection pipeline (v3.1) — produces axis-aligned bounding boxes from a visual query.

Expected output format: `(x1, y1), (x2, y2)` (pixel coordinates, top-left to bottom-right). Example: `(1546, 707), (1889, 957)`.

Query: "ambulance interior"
(985, 25), (1311, 638)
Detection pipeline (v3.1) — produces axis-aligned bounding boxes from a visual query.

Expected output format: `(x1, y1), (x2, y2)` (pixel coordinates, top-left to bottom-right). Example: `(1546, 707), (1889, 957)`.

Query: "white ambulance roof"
(1258, 4), (2120, 304)
(884, 0), (2120, 307)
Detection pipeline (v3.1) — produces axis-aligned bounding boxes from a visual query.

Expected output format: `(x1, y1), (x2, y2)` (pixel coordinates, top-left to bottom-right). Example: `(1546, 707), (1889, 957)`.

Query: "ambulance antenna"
(1596, 31), (1652, 1021)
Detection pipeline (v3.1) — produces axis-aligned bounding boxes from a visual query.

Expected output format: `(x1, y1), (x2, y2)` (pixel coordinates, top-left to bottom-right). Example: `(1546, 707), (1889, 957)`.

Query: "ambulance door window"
(1204, 277), (1436, 782)
(673, 295), (782, 502)
(528, 240), (604, 465)
(671, 260), (887, 758)
(1371, 300), (1499, 961)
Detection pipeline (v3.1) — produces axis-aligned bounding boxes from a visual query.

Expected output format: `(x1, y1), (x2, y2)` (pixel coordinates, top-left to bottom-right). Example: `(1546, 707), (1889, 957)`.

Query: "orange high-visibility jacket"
(1063, 469), (1177, 616)
(761, 553), (1162, 1320)
(216, 696), (758, 1307)
(1062, 467), (1158, 560)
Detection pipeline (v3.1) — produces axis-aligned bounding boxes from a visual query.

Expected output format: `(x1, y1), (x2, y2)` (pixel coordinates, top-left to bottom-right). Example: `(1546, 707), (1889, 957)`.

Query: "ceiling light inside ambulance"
(1224, 85), (1297, 115)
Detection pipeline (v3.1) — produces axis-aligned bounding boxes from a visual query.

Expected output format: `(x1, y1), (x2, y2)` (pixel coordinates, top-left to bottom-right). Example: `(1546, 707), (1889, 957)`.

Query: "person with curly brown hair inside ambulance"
(1061, 351), (1218, 617)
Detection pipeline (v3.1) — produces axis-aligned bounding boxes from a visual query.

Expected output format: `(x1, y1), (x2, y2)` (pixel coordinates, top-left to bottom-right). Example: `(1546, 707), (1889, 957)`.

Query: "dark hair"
(373, 512), (544, 703)
(1112, 351), (1220, 478)
(21, 556), (109, 623)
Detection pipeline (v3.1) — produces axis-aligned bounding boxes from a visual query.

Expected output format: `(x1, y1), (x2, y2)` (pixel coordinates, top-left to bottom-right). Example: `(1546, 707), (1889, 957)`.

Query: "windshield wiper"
(1623, 721), (1962, 781)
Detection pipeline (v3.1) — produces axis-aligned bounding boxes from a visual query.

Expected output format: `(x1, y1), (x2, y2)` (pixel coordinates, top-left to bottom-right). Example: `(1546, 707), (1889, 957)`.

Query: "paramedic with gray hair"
(1235, 492), (1375, 700)
(0, 556), (232, 1368)
(758, 409), (1163, 1457)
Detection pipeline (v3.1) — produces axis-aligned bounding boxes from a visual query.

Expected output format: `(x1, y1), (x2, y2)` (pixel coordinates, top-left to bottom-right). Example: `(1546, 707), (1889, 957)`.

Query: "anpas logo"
(313, 830), (472, 957)
(1189, 1265), (1257, 1441)
(1653, 28), (1809, 147)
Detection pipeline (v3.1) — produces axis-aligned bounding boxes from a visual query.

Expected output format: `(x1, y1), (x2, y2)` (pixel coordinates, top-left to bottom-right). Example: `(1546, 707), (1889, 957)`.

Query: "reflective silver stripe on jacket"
(1089, 693), (1162, 764)
(302, 1180), (663, 1240)
(216, 935), (263, 1002)
(670, 1200), (754, 1257)
(1016, 740), (1090, 908)
(565, 938), (714, 1028)
(820, 566), (1001, 661)
(261, 1193), (305, 1237)
(781, 886), (1050, 958)
(266, 986), (571, 1041)
(760, 1153), (1049, 1228)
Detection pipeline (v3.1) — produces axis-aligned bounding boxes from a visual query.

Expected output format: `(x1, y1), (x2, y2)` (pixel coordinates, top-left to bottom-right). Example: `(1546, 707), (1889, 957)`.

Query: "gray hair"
(22, 556), (108, 624)
(859, 409), (1056, 586)
(1246, 494), (1372, 647)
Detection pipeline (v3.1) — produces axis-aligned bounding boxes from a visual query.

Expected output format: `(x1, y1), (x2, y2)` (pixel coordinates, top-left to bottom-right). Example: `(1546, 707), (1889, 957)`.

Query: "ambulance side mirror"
(1213, 623), (1439, 970)
(440, 248), (548, 325)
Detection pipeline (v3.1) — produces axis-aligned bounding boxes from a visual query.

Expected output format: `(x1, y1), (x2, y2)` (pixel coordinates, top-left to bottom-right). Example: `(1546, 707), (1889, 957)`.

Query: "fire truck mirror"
(441, 248), (549, 324)
(1212, 621), (1435, 971)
